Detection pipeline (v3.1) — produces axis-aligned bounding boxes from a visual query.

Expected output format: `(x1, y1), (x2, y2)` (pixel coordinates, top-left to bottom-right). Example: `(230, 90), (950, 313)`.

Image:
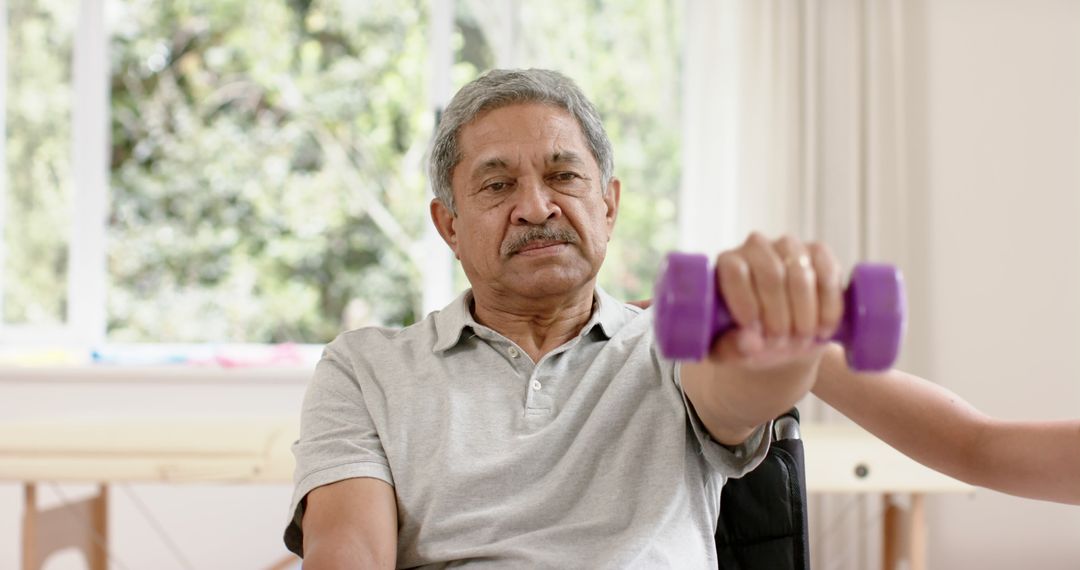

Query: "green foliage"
(4, 0), (75, 325)
(108, 0), (429, 342)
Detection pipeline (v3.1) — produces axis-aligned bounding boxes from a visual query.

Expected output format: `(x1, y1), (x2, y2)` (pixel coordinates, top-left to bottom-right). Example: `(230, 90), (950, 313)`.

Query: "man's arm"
(301, 477), (399, 569)
(680, 352), (821, 445)
(814, 345), (1080, 505)
(678, 234), (844, 446)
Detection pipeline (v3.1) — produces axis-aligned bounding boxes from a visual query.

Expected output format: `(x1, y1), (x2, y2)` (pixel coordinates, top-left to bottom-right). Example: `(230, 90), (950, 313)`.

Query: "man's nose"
(511, 177), (561, 225)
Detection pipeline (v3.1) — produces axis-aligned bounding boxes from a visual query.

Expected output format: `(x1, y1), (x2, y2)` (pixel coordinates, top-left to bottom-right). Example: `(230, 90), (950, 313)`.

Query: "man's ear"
(430, 198), (460, 259)
(604, 178), (621, 239)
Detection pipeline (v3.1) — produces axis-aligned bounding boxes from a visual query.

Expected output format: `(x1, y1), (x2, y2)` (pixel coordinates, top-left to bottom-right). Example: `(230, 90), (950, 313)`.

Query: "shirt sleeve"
(283, 338), (394, 557)
(673, 362), (772, 479)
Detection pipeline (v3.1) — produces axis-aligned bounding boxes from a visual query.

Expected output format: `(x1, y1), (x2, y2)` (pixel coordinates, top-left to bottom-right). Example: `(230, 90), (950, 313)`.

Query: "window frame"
(0, 0), (108, 346)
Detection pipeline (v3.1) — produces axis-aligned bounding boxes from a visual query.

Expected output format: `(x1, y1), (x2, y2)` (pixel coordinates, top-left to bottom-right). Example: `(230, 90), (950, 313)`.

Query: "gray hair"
(428, 68), (614, 214)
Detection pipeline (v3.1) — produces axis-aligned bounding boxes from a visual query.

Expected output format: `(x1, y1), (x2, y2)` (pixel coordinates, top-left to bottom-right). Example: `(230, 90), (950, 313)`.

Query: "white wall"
(913, 0), (1080, 566)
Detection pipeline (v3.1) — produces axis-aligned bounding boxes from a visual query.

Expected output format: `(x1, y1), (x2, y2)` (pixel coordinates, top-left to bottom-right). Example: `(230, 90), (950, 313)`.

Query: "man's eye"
(552, 172), (581, 182)
(483, 181), (511, 192)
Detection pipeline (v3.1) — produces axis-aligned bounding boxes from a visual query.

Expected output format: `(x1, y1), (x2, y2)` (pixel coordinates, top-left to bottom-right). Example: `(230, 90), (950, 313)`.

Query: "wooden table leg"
(909, 494), (927, 570)
(883, 493), (900, 570)
(21, 484), (36, 570)
(22, 483), (108, 570)
(882, 493), (928, 570)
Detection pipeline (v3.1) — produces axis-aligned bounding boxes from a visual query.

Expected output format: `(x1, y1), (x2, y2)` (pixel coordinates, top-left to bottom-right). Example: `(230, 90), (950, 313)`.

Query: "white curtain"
(682, 1), (919, 568)
(681, 0), (914, 265)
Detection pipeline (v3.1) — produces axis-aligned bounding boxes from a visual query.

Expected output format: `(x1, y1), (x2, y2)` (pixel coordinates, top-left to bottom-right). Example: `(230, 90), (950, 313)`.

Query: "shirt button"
(531, 380), (542, 391)
(508, 346), (520, 358)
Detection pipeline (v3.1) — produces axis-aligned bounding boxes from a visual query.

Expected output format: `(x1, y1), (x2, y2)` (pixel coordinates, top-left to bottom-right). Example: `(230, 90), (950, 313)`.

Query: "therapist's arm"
(301, 477), (398, 569)
(814, 345), (1080, 505)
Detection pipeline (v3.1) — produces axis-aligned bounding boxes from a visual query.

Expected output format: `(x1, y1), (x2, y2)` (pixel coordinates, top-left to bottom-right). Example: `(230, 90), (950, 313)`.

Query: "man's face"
(432, 102), (620, 300)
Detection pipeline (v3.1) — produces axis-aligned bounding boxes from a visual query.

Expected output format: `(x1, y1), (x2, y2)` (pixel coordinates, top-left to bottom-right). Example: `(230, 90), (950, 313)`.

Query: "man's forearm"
(681, 357), (818, 445)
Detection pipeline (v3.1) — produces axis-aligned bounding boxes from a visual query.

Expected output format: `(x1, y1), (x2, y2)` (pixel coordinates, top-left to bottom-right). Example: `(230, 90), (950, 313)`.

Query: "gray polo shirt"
(285, 287), (770, 568)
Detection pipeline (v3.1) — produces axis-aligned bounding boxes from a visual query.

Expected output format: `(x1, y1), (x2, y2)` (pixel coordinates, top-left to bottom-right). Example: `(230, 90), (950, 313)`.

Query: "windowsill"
(0, 343), (323, 385)
(0, 364), (313, 385)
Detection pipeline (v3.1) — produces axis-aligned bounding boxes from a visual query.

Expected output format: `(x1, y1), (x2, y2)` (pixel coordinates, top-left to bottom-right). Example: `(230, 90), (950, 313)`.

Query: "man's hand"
(677, 233), (844, 445)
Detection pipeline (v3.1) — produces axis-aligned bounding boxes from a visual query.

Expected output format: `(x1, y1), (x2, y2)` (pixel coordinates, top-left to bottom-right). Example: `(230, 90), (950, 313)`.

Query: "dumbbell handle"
(654, 252), (906, 371)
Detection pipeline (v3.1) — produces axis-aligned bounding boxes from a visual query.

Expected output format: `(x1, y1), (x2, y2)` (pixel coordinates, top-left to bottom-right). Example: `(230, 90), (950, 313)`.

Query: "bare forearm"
(814, 345), (1080, 504)
(972, 420), (1080, 504)
(681, 358), (817, 445)
(813, 346), (987, 476)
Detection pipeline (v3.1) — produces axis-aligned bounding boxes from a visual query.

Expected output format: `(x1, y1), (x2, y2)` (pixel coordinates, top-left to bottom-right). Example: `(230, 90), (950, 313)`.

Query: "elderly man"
(285, 69), (1079, 569)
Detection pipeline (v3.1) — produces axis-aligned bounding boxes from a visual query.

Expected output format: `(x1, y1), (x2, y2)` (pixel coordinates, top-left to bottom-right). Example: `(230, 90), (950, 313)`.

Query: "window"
(107, 0), (430, 342)
(2, 0), (683, 347)
(3, 0), (76, 332)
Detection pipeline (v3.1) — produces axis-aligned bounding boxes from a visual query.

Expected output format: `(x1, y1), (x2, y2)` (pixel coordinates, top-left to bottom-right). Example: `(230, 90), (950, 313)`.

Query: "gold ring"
(785, 254), (812, 271)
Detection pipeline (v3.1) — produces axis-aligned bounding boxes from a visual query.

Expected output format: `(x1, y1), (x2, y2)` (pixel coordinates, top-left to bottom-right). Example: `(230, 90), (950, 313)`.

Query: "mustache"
(502, 225), (580, 256)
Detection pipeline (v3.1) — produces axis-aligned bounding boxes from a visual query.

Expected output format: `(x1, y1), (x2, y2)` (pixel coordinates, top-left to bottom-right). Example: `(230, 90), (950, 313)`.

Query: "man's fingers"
(716, 250), (760, 330)
(704, 233), (845, 366)
(740, 232), (790, 341)
(808, 242), (843, 339)
(774, 235), (817, 343)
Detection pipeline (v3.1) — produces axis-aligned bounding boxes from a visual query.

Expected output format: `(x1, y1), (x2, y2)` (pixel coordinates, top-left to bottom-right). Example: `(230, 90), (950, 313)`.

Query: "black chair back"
(715, 408), (810, 569)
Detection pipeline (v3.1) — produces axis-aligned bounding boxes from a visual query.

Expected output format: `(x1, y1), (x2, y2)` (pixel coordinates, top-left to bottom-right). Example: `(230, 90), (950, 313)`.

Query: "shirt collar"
(432, 285), (634, 353)
(591, 285), (633, 339)
(432, 289), (479, 353)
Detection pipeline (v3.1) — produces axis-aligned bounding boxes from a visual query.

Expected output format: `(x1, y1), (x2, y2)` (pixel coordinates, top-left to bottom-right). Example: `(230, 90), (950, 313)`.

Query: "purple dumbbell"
(654, 252), (906, 371)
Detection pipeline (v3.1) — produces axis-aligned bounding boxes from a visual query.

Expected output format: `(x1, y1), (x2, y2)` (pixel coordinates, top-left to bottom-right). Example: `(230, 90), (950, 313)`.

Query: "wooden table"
(0, 362), (311, 570)
(802, 423), (973, 570)
(0, 388), (971, 570)
(1, 415), (299, 570)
